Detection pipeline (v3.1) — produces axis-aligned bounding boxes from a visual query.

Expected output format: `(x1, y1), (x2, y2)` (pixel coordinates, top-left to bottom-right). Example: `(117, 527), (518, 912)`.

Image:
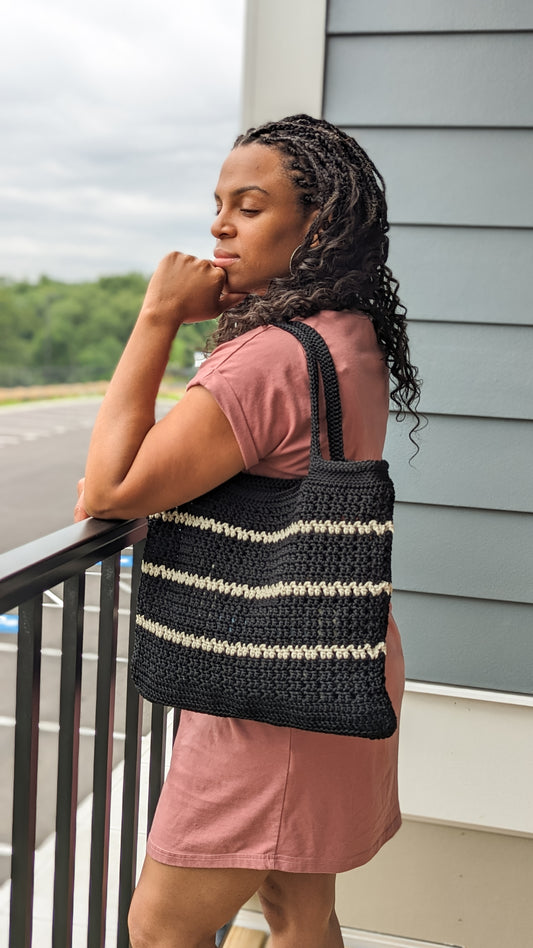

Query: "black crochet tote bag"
(131, 320), (397, 739)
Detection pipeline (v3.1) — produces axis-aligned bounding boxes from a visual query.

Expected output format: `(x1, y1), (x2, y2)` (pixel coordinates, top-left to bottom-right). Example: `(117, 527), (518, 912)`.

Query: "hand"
(74, 477), (90, 522)
(140, 252), (246, 328)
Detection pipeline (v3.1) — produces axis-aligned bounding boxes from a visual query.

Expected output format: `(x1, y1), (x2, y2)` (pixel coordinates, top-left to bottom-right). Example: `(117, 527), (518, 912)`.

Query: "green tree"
(0, 274), (217, 386)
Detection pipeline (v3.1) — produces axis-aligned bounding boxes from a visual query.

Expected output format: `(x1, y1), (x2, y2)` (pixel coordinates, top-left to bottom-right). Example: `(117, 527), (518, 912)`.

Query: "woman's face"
(211, 143), (316, 295)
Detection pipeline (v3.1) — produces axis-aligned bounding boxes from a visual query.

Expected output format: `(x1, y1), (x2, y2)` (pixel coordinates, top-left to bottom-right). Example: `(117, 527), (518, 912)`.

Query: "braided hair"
(210, 114), (422, 443)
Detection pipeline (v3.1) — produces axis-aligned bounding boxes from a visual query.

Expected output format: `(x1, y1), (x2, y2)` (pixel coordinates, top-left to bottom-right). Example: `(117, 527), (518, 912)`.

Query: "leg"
(258, 871), (343, 948)
(128, 854), (268, 948)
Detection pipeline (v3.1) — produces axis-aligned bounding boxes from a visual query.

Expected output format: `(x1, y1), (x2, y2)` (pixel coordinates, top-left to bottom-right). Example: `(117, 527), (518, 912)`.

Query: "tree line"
(0, 274), (216, 387)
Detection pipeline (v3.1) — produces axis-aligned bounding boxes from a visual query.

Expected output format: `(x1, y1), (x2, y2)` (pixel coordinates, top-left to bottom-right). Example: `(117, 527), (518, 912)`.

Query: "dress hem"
(146, 812), (402, 875)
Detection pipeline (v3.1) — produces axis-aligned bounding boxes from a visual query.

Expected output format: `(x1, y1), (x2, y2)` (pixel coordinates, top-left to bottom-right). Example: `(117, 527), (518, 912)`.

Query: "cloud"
(0, 0), (245, 280)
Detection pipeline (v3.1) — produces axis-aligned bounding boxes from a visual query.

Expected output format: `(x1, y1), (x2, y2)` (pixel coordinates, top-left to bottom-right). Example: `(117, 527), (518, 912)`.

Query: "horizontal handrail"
(0, 517), (147, 613)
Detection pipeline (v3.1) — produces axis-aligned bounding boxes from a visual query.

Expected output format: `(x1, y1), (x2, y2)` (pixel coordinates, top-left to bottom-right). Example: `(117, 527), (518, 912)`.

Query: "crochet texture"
(132, 321), (397, 739)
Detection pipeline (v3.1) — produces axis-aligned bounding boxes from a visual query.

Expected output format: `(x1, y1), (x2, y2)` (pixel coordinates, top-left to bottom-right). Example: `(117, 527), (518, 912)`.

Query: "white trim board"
(241, 0), (327, 128)
(234, 909), (458, 948)
(398, 688), (533, 835)
(405, 679), (533, 708)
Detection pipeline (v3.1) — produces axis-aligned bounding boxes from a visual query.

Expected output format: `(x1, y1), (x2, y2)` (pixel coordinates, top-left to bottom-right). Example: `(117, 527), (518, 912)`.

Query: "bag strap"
(278, 320), (346, 462)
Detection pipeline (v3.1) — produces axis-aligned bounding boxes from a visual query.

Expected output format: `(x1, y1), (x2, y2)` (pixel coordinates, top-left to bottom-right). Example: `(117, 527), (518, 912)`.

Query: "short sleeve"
(186, 325), (312, 476)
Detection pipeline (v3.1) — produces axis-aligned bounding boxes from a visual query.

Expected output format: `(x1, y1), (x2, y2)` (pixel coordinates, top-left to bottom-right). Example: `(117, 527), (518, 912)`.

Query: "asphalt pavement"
(0, 398), (100, 554)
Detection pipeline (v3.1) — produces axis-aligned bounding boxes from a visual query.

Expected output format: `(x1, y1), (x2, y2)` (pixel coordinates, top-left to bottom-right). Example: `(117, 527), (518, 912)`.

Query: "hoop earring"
(289, 245), (301, 275)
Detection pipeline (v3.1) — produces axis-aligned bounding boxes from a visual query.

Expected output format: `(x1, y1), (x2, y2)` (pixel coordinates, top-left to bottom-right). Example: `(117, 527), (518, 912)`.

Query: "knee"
(128, 888), (215, 948)
(128, 889), (153, 948)
(258, 890), (284, 932)
(258, 875), (336, 936)
(128, 889), (170, 948)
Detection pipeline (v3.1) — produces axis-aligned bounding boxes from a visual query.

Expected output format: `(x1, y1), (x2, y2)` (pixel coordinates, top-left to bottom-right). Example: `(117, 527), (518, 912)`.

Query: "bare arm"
(82, 252), (246, 520)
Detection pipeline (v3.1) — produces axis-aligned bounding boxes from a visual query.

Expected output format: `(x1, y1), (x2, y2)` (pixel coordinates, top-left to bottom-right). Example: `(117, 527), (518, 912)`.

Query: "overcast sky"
(0, 0), (245, 282)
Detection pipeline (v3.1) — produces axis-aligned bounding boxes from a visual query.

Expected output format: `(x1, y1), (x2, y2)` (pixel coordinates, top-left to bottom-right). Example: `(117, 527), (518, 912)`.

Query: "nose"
(211, 207), (236, 239)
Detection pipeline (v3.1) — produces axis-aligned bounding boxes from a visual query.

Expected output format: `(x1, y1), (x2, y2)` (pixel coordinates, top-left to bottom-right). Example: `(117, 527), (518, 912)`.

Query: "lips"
(212, 249), (239, 267)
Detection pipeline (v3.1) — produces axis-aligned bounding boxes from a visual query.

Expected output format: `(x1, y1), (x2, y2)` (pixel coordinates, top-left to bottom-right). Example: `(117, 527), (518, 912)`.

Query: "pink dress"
(146, 311), (404, 874)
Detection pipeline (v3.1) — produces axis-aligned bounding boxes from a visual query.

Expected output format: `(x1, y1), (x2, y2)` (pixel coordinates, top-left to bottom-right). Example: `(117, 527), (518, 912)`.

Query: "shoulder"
(188, 323), (309, 400)
(195, 323), (306, 380)
(304, 310), (379, 350)
(185, 323), (310, 473)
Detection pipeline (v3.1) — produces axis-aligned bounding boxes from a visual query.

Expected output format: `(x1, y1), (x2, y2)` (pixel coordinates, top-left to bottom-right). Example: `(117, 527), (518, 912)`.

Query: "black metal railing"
(0, 517), (185, 948)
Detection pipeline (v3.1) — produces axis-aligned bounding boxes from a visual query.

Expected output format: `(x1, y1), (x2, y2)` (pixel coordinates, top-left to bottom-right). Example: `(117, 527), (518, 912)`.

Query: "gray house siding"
(323, 0), (533, 694)
(239, 5), (533, 945)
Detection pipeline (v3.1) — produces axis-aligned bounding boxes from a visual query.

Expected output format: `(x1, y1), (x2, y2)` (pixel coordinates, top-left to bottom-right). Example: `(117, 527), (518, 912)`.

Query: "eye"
(240, 208), (260, 216)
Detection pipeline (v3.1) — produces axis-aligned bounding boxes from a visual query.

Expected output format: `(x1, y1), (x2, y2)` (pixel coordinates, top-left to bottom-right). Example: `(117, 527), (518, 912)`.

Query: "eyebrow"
(214, 185), (269, 199)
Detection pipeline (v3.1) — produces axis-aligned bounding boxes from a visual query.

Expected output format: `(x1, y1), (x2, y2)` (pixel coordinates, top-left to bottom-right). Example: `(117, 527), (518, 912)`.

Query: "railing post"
(147, 704), (167, 835)
(52, 572), (86, 948)
(9, 595), (42, 948)
(87, 553), (120, 948)
(116, 539), (145, 948)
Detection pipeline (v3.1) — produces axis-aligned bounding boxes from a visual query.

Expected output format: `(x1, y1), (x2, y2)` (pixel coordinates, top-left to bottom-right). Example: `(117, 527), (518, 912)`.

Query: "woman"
(77, 114), (421, 948)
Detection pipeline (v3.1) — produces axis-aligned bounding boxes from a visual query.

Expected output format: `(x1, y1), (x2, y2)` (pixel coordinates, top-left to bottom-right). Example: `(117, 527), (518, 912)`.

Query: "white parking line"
(0, 715), (126, 740)
(37, 602), (132, 616)
(0, 642), (129, 663)
(44, 589), (63, 606)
